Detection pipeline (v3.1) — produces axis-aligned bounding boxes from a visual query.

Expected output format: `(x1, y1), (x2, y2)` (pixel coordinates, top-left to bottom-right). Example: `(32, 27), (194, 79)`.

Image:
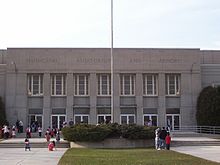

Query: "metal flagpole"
(110, 0), (114, 123)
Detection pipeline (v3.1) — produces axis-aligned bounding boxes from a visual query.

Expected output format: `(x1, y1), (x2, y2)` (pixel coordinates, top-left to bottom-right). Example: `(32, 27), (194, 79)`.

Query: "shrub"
(62, 123), (155, 142)
(121, 124), (155, 140)
(196, 86), (220, 126)
(62, 124), (111, 142)
(0, 97), (7, 126)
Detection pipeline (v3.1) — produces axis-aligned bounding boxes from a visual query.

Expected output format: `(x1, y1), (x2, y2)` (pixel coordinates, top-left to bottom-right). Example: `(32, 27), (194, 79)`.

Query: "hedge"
(62, 123), (155, 142)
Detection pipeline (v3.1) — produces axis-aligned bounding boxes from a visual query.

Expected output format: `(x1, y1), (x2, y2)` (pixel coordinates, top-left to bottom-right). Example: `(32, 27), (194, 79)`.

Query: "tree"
(196, 86), (220, 126)
(0, 97), (6, 126)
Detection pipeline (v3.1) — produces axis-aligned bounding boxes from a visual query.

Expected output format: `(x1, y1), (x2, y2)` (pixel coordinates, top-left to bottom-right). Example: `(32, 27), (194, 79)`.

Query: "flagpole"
(110, 0), (114, 123)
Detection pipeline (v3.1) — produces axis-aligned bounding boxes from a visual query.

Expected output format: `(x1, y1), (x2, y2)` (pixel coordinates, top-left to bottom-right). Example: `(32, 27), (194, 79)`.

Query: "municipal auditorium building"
(0, 48), (219, 131)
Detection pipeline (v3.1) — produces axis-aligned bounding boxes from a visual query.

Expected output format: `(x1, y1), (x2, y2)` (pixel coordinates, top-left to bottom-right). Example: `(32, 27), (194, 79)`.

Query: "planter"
(70, 138), (154, 148)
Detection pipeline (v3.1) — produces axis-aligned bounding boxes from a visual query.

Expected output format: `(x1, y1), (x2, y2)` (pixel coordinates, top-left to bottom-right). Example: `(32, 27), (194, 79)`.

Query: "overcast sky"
(0, 0), (220, 49)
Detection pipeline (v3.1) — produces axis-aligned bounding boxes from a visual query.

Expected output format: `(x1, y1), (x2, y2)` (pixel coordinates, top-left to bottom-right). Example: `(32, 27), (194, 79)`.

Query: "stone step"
(172, 141), (220, 147)
(0, 142), (70, 148)
(171, 131), (220, 138)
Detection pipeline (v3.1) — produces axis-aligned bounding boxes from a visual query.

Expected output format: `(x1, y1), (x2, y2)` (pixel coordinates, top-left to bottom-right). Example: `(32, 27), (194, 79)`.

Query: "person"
(38, 126), (42, 137)
(2, 125), (9, 139)
(12, 126), (16, 138)
(24, 138), (31, 151)
(52, 140), (56, 150)
(159, 127), (167, 149)
(45, 129), (51, 142)
(19, 120), (23, 133)
(56, 131), (60, 143)
(155, 128), (160, 150)
(147, 120), (152, 127)
(48, 141), (54, 151)
(165, 132), (171, 150)
(68, 118), (74, 126)
(16, 120), (19, 133)
(26, 126), (31, 138)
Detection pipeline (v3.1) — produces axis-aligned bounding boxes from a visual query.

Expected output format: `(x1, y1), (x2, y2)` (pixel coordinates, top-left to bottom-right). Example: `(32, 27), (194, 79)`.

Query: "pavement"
(0, 138), (68, 165)
(0, 148), (67, 165)
(172, 146), (220, 163)
(1, 136), (220, 164)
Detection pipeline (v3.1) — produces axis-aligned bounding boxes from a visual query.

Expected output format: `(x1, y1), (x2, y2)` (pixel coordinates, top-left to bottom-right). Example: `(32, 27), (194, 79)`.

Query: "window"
(74, 115), (89, 124)
(97, 74), (111, 96)
(120, 114), (135, 124)
(28, 74), (43, 96)
(74, 74), (89, 96)
(166, 74), (180, 96)
(143, 74), (158, 96)
(120, 74), (135, 96)
(51, 74), (66, 96)
(97, 115), (111, 124)
(143, 114), (158, 126)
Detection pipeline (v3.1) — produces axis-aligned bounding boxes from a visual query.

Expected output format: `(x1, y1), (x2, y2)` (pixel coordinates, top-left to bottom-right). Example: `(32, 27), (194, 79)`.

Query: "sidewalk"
(172, 146), (220, 163)
(0, 148), (67, 165)
(171, 136), (220, 163)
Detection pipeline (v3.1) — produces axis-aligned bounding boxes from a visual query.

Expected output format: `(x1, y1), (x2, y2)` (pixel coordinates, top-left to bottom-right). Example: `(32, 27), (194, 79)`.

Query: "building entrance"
(166, 114), (180, 131)
(51, 115), (66, 129)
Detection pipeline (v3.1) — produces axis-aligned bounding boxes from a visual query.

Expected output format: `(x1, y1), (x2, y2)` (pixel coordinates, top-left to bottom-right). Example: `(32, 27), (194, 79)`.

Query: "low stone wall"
(70, 138), (154, 148)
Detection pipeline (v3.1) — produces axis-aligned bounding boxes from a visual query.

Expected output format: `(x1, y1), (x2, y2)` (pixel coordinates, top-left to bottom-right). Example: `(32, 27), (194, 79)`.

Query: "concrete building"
(0, 48), (219, 131)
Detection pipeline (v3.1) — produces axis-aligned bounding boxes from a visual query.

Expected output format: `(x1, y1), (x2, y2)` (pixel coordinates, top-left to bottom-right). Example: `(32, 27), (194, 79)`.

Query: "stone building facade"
(0, 48), (219, 131)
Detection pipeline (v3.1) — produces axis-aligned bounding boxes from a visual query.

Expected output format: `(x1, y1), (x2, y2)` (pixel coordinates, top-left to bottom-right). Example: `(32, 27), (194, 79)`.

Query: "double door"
(51, 115), (66, 129)
(166, 114), (180, 131)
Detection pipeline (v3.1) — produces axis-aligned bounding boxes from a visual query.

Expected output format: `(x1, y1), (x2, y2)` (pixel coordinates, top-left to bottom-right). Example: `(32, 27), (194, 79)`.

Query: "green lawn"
(58, 148), (220, 165)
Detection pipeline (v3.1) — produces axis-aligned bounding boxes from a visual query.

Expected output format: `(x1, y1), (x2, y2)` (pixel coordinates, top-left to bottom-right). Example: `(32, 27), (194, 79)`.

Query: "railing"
(173, 126), (220, 134)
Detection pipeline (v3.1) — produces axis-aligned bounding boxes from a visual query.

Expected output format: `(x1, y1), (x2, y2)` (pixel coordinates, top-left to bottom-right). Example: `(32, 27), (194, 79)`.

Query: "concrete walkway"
(0, 138), (68, 165)
(172, 146), (220, 163)
(0, 148), (67, 165)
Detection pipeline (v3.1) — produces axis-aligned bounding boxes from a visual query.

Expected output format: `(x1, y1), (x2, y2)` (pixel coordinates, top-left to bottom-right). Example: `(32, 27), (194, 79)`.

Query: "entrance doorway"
(51, 115), (66, 129)
(166, 114), (180, 131)
(28, 115), (43, 132)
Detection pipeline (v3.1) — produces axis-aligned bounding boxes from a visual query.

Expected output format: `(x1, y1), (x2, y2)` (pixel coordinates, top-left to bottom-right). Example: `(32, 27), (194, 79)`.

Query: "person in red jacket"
(165, 132), (171, 150)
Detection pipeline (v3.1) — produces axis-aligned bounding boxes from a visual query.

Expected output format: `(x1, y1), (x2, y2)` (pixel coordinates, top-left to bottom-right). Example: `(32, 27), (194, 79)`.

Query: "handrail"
(172, 125), (220, 134)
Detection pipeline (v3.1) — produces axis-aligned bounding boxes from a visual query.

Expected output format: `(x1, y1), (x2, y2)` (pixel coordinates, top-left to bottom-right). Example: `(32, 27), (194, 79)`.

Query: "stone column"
(43, 73), (51, 131)
(158, 73), (166, 127)
(113, 73), (120, 123)
(89, 73), (97, 124)
(66, 73), (74, 123)
(136, 73), (143, 125)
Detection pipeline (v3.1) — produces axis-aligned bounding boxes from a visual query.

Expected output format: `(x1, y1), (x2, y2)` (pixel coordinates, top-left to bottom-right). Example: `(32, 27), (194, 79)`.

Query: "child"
(24, 138), (31, 151)
(48, 141), (54, 151)
(55, 131), (60, 143)
(12, 126), (16, 138)
(165, 132), (171, 150)
(38, 126), (42, 137)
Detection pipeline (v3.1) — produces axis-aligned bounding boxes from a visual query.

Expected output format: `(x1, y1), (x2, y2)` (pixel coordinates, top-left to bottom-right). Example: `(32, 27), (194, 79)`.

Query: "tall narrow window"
(74, 74), (89, 96)
(28, 74), (43, 96)
(97, 74), (111, 96)
(166, 74), (180, 96)
(51, 74), (66, 96)
(120, 74), (135, 96)
(143, 74), (158, 96)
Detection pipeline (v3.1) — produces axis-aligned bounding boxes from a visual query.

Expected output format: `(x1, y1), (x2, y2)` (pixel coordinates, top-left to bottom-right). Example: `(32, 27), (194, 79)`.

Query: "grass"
(58, 148), (220, 165)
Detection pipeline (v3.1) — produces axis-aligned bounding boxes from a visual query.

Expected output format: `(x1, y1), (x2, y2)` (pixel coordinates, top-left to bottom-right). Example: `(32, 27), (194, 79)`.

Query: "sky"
(0, 0), (220, 50)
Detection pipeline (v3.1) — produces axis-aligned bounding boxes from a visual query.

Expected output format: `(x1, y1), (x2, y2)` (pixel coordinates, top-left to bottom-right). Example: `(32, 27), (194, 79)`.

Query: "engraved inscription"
(159, 58), (182, 63)
(26, 57), (58, 64)
(76, 58), (111, 64)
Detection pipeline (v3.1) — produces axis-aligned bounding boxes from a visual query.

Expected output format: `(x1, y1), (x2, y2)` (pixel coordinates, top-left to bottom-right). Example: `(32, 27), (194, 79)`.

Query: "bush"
(62, 123), (155, 142)
(196, 86), (220, 126)
(62, 124), (111, 142)
(121, 124), (155, 140)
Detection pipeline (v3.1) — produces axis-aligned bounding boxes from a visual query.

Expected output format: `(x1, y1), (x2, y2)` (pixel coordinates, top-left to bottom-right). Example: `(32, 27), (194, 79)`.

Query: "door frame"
(166, 114), (180, 131)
